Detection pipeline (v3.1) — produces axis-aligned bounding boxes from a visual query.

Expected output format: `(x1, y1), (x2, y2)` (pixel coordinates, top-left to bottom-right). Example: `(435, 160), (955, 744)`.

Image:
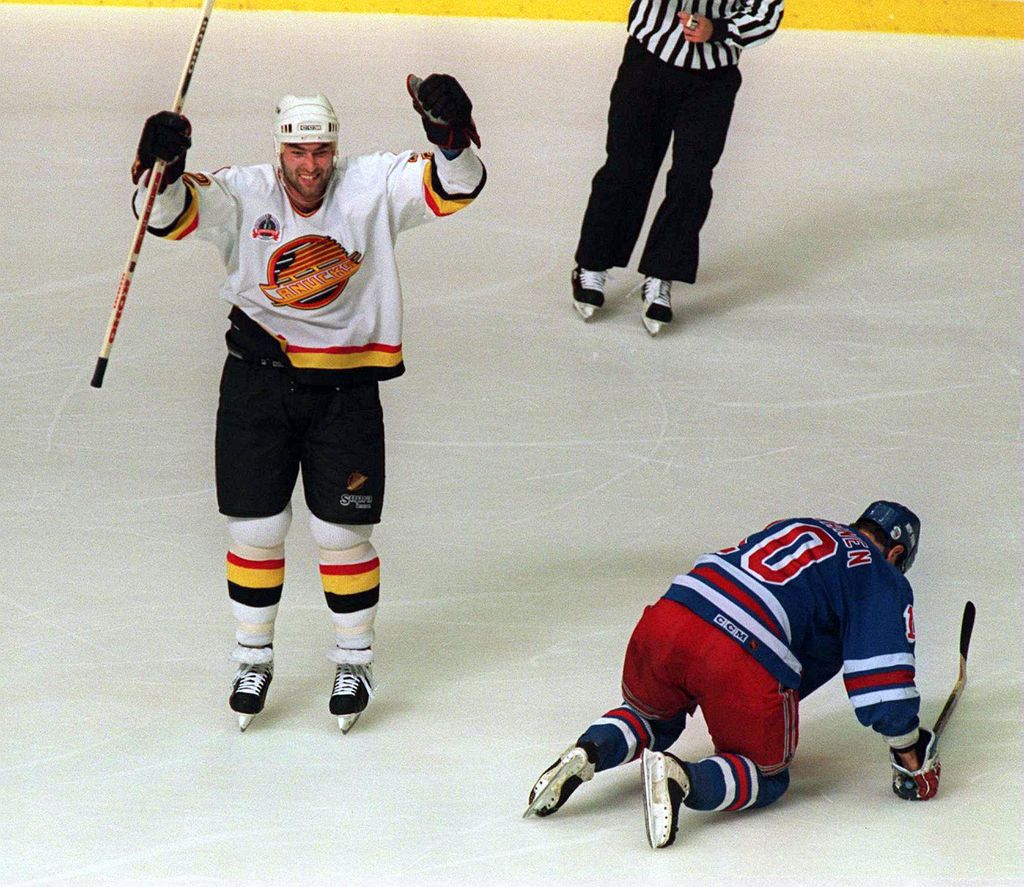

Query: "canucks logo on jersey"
(259, 235), (363, 310)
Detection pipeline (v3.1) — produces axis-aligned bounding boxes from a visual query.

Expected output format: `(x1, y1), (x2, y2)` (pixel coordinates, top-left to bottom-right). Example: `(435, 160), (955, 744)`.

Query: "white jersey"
(137, 149), (485, 382)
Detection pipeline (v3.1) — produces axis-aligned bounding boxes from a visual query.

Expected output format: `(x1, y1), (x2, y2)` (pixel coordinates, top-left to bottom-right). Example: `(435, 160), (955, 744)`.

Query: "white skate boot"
(229, 645), (274, 732)
(640, 277), (673, 336)
(329, 660), (375, 734)
(641, 749), (690, 848)
(572, 266), (607, 320)
(523, 743), (597, 818)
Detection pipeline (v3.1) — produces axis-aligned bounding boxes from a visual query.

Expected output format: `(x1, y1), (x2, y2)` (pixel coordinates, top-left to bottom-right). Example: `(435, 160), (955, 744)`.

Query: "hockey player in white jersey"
(131, 75), (485, 732)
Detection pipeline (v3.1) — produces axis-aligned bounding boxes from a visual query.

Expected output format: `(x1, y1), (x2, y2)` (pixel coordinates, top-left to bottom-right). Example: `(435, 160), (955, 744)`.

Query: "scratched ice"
(0, 7), (1019, 884)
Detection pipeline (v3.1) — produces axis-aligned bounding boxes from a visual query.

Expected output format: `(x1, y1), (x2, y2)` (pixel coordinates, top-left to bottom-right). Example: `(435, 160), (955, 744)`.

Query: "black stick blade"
(960, 601), (976, 659)
(91, 357), (108, 388)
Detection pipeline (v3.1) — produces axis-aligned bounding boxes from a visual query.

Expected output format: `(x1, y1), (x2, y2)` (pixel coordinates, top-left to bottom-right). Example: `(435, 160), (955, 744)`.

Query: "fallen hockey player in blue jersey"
(524, 501), (940, 848)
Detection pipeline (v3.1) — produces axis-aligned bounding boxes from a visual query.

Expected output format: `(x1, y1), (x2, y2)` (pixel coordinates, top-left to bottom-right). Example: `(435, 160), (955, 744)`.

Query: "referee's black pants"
(575, 37), (742, 284)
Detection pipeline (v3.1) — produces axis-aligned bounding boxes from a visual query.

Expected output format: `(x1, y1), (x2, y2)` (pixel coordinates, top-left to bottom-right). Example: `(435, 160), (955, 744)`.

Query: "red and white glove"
(890, 728), (940, 800)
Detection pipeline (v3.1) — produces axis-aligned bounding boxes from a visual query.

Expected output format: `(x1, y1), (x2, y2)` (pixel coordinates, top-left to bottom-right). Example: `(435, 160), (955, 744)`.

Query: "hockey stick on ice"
(91, 0), (215, 389)
(932, 600), (976, 739)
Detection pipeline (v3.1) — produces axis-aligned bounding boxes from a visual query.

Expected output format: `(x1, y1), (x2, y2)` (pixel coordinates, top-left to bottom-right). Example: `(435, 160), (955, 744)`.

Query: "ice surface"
(0, 7), (1020, 884)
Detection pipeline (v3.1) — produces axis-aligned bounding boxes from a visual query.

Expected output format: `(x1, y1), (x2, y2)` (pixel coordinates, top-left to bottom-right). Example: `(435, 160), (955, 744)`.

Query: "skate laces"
(642, 277), (672, 306)
(578, 268), (607, 291)
(235, 663), (271, 695)
(333, 664), (374, 698)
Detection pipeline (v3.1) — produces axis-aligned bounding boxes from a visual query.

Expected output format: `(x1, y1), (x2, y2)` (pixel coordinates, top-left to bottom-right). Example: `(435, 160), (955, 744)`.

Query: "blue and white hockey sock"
(577, 704), (689, 772)
(682, 754), (790, 811)
(578, 706), (655, 771)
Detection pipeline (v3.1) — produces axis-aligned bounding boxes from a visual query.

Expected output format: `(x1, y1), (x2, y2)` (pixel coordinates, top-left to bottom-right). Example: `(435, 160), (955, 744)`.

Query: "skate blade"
(522, 781), (556, 819)
(573, 300), (596, 321)
(238, 713), (255, 732)
(521, 755), (584, 818)
(522, 785), (557, 819)
(641, 750), (672, 849)
(642, 316), (663, 336)
(338, 712), (361, 734)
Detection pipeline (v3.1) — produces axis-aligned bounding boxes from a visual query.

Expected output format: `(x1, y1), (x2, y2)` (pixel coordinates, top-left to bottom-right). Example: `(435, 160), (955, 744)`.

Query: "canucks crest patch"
(251, 213), (282, 242)
(259, 235), (363, 310)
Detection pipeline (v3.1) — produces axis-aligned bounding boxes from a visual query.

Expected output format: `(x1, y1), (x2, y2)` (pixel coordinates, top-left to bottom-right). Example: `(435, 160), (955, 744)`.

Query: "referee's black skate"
(330, 662), (374, 733)
(572, 266), (607, 320)
(229, 647), (274, 732)
(640, 276), (673, 336)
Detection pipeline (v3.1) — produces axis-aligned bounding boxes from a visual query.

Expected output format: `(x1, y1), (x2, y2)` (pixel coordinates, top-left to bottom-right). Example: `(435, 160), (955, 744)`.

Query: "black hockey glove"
(406, 73), (480, 151)
(890, 728), (940, 800)
(131, 111), (192, 193)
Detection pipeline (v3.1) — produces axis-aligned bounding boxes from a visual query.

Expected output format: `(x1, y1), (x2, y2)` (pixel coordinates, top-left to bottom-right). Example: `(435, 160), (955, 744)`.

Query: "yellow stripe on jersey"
(163, 179), (200, 241)
(422, 158), (474, 217)
(286, 343), (403, 370)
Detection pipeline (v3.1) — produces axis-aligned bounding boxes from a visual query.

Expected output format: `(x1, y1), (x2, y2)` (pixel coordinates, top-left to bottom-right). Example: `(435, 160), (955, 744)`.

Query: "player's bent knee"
(309, 514), (373, 551)
(226, 506), (292, 550)
(752, 767), (790, 809)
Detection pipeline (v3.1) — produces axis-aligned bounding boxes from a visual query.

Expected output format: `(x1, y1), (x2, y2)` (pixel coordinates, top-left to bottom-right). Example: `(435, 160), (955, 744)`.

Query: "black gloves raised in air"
(407, 74), (480, 151)
(132, 111), (192, 193)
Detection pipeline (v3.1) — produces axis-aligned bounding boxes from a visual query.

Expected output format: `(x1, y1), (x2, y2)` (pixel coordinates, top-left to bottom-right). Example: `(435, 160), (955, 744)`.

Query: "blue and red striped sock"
(683, 754), (790, 811)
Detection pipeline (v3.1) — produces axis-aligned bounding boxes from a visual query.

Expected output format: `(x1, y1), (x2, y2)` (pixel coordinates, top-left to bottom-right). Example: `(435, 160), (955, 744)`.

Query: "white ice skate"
(229, 648), (274, 732)
(639, 277), (673, 336)
(330, 662), (374, 734)
(523, 744), (597, 818)
(641, 749), (690, 848)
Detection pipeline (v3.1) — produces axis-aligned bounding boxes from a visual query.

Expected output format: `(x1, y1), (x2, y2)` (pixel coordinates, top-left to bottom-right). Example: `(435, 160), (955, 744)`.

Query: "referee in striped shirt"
(571, 1), (784, 335)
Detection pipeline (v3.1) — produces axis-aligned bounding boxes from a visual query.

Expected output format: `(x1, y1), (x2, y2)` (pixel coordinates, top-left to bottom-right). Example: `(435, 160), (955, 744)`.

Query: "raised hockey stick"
(932, 600), (976, 739)
(91, 0), (215, 389)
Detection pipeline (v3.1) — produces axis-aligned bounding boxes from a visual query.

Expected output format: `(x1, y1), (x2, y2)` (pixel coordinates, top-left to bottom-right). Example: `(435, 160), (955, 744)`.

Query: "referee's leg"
(576, 39), (676, 272)
(640, 65), (742, 284)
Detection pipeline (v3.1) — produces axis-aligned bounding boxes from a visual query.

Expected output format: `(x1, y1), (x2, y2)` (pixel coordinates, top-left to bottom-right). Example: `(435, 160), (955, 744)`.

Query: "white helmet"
(273, 94), (339, 148)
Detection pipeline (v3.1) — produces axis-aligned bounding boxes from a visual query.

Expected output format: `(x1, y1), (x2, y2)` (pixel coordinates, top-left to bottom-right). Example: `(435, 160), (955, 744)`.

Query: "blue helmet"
(856, 501), (921, 573)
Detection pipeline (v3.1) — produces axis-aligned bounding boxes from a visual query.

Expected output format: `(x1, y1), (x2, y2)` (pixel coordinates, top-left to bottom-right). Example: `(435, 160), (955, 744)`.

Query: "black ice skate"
(329, 662), (374, 734)
(640, 276), (673, 336)
(523, 743), (597, 818)
(572, 266), (607, 320)
(641, 749), (690, 848)
(229, 656), (274, 732)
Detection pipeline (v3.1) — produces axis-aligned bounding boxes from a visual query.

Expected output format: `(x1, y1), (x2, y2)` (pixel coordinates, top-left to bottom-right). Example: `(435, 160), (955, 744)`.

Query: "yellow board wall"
(11, 0), (1024, 38)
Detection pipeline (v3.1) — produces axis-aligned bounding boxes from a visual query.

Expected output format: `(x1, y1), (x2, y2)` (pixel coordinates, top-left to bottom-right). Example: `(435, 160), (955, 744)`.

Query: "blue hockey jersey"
(663, 517), (920, 745)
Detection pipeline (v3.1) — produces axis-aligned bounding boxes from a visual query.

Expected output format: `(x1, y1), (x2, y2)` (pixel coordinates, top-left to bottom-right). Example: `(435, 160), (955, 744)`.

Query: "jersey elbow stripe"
(848, 687), (920, 709)
(147, 181), (199, 240)
(844, 653), (915, 672)
(422, 159), (477, 216)
(844, 669), (915, 693)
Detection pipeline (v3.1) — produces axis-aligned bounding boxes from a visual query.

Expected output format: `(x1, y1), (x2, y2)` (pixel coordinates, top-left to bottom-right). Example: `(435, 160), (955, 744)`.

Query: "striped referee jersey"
(628, 0), (784, 68)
